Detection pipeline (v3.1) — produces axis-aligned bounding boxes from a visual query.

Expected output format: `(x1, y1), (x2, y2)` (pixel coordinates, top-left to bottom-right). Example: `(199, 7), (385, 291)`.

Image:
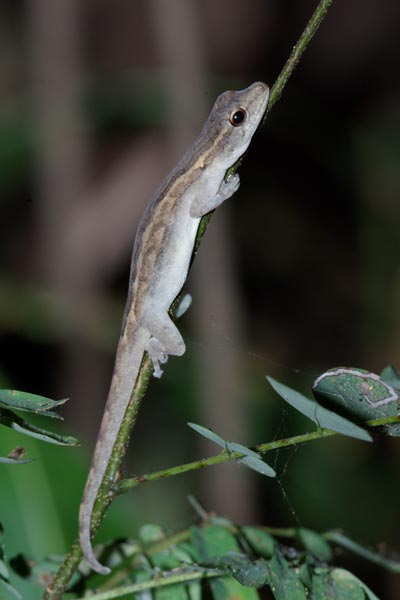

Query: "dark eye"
(229, 109), (247, 127)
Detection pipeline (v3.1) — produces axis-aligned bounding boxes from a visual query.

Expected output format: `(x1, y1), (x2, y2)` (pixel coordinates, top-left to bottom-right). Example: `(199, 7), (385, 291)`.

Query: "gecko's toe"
(153, 364), (163, 378)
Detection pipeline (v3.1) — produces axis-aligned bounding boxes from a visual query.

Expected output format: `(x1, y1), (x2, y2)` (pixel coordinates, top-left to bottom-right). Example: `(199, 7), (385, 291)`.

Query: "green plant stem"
(265, 0), (333, 115)
(115, 414), (400, 495)
(76, 569), (221, 600)
(43, 355), (153, 599)
(44, 1), (335, 597)
(115, 429), (335, 495)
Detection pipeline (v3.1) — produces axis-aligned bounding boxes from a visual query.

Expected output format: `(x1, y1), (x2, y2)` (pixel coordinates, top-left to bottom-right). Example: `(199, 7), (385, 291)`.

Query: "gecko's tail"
(78, 327), (148, 574)
(79, 500), (111, 575)
(78, 392), (120, 575)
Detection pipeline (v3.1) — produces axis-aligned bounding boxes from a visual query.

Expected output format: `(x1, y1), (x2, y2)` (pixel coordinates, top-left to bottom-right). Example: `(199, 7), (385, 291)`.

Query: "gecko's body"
(79, 81), (270, 574)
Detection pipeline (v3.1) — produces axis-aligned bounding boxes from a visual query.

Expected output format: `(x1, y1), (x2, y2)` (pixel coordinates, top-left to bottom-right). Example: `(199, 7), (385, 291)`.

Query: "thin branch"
(44, 1), (335, 597)
(115, 429), (334, 495)
(114, 415), (400, 496)
(76, 569), (221, 600)
(265, 0), (333, 115)
(43, 356), (153, 598)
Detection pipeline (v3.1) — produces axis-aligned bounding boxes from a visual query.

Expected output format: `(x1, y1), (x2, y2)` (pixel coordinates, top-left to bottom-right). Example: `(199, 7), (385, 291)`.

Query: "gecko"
(79, 81), (270, 574)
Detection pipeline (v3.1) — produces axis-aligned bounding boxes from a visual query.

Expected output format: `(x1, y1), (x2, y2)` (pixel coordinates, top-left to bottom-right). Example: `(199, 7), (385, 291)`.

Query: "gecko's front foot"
(223, 172), (240, 196)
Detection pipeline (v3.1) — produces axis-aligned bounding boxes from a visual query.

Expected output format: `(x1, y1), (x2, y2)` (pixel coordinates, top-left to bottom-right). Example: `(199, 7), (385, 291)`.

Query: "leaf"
(187, 423), (226, 447)
(190, 525), (260, 599)
(266, 377), (372, 442)
(0, 456), (32, 465)
(313, 367), (400, 437)
(203, 552), (269, 588)
(380, 365), (400, 390)
(266, 549), (308, 599)
(241, 527), (276, 558)
(0, 446), (32, 464)
(237, 455), (276, 477)
(188, 424), (276, 477)
(0, 525), (23, 600)
(309, 569), (342, 600)
(225, 441), (263, 460)
(325, 531), (400, 573)
(330, 568), (380, 600)
(0, 407), (79, 446)
(10, 553), (80, 591)
(154, 581), (188, 600)
(210, 577), (260, 599)
(139, 524), (165, 545)
(0, 389), (67, 419)
(142, 526), (199, 600)
(0, 580), (23, 600)
(297, 529), (332, 563)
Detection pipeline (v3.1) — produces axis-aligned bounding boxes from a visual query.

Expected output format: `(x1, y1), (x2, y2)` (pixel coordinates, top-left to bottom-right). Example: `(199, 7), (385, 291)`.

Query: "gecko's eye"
(229, 109), (247, 127)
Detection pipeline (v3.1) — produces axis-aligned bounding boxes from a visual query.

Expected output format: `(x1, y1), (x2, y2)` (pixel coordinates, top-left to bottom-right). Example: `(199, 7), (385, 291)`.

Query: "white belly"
(147, 203), (201, 310)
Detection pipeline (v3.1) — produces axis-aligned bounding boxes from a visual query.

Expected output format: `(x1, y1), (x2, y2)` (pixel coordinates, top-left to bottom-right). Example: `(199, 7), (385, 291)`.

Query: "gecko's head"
(207, 81), (269, 161)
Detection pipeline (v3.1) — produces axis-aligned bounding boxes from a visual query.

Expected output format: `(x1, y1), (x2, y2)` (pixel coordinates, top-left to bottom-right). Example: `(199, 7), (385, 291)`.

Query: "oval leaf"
(238, 455), (276, 478)
(0, 457), (32, 465)
(312, 367), (400, 437)
(0, 390), (67, 419)
(0, 407), (79, 446)
(297, 528), (332, 563)
(241, 527), (276, 559)
(187, 423), (226, 448)
(266, 377), (372, 442)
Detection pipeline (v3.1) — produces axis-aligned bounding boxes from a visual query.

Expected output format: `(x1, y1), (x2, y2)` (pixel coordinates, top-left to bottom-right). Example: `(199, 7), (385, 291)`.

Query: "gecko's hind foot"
(146, 338), (169, 378)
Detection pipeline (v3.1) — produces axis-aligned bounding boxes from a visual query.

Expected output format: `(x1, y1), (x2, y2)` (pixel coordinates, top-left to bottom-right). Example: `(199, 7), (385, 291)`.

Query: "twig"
(114, 415), (400, 495)
(76, 569), (221, 600)
(266, 0), (333, 114)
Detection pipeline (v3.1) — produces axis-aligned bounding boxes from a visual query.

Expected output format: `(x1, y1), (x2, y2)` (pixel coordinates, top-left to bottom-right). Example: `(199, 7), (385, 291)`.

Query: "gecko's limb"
(143, 311), (186, 378)
(189, 173), (240, 218)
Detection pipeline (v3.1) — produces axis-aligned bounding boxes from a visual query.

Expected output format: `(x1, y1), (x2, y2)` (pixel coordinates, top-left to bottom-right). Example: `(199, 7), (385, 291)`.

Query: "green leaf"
(225, 441), (263, 459)
(188, 424), (276, 477)
(297, 528), (332, 563)
(10, 552), (83, 593)
(139, 523), (165, 545)
(210, 577), (260, 599)
(0, 525), (23, 600)
(325, 531), (400, 573)
(310, 569), (352, 600)
(237, 455), (276, 477)
(311, 568), (380, 599)
(0, 407), (79, 446)
(190, 525), (260, 599)
(241, 527), (276, 558)
(187, 580), (202, 600)
(309, 569), (332, 599)
(266, 377), (372, 442)
(313, 367), (400, 437)
(0, 525), (8, 579)
(0, 580), (23, 600)
(0, 456), (32, 465)
(203, 552), (269, 588)
(0, 446), (32, 465)
(187, 423), (226, 447)
(266, 549), (308, 599)
(380, 365), (400, 390)
(0, 389), (67, 419)
(330, 568), (380, 600)
(154, 582), (189, 600)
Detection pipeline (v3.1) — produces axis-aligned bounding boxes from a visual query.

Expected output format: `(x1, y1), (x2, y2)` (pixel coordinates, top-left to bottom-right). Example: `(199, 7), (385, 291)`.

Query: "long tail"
(79, 326), (148, 574)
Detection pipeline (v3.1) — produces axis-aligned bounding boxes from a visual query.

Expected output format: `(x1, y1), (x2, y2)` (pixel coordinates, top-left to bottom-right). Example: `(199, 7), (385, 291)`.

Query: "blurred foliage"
(4, 510), (399, 598)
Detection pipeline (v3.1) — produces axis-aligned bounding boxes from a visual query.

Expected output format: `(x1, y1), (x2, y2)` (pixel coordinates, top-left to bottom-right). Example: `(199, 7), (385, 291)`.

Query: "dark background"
(0, 1), (399, 598)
